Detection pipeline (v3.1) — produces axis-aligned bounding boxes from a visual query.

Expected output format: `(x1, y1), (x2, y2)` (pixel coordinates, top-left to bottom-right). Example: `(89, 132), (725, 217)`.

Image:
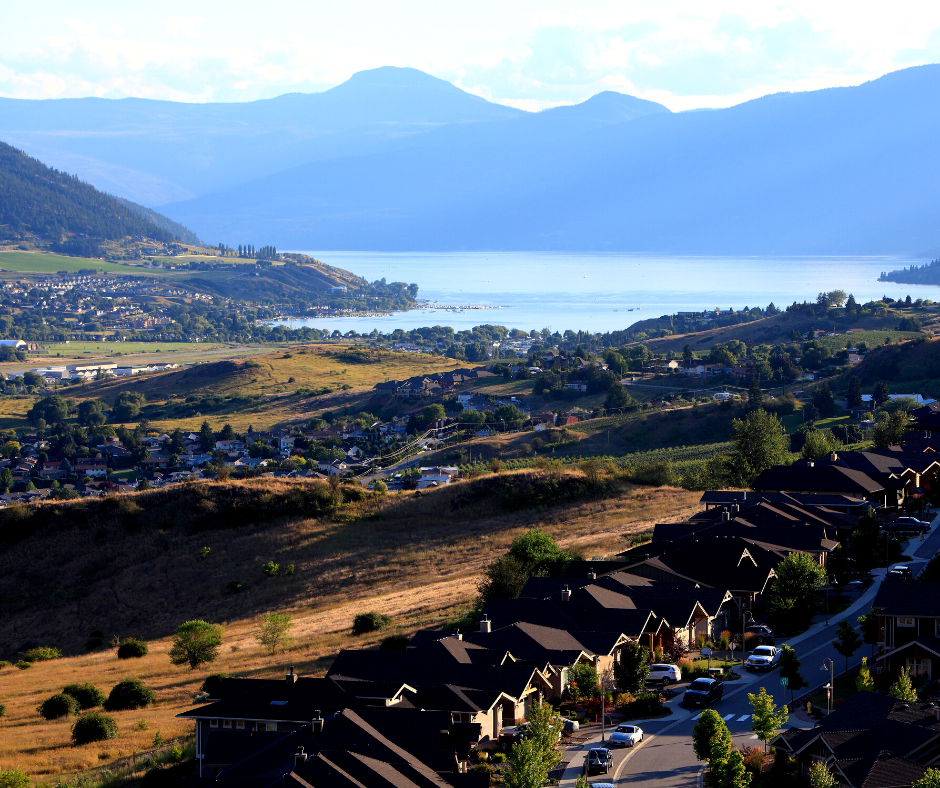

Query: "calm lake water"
(274, 252), (937, 335)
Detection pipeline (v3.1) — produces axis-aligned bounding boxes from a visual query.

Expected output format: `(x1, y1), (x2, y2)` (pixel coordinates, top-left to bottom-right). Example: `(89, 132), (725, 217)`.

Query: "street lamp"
(821, 658), (835, 715)
(742, 610), (755, 665)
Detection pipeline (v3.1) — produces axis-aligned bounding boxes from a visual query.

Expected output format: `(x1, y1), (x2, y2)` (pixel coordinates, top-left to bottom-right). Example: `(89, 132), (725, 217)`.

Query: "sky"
(3, 1), (940, 112)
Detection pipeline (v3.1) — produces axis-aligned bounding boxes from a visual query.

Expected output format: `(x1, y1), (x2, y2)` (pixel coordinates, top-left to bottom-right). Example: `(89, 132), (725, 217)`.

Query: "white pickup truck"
(745, 645), (781, 670)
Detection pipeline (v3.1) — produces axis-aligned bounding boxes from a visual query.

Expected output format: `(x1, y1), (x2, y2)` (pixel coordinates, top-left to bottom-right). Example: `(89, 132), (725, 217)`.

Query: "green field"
(812, 330), (923, 352)
(0, 251), (261, 279)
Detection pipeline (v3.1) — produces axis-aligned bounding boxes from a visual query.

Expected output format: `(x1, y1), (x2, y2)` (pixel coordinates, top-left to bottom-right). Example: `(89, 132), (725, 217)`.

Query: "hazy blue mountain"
(0, 67), (667, 207)
(159, 65), (940, 254)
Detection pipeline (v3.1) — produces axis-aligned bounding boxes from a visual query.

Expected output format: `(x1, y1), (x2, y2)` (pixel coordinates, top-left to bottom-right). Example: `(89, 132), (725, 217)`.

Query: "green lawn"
(0, 250), (256, 280)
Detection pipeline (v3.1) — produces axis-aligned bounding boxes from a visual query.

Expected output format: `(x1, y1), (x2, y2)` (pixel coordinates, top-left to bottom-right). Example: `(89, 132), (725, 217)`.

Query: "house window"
(236, 720), (245, 729)
(907, 658), (932, 678)
(266, 723), (278, 732)
(935, 619), (940, 637)
(223, 719), (232, 729)
(898, 617), (915, 627)
(209, 719), (218, 728)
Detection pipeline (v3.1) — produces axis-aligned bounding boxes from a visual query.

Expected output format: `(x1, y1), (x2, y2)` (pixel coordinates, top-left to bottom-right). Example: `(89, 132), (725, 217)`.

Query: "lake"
(273, 252), (937, 334)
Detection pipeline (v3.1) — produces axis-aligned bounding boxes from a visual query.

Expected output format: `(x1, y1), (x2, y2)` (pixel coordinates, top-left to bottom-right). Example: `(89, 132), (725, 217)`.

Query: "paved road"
(561, 510), (940, 787)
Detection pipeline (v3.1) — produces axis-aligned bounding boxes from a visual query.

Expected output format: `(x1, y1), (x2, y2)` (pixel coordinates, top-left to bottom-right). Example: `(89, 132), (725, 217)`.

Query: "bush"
(85, 630), (104, 651)
(200, 673), (232, 696)
(352, 611), (392, 635)
(226, 580), (243, 594)
(341, 485), (366, 503)
(104, 678), (156, 711)
(21, 646), (61, 662)
(72, 711), (119, 744)
(261, 561), (279, 577)
(379, 635), (409, 651)
(117, 638), (149, 659)
(373, 480), (388, 494)
(63, 682), (107, 710)
(0, 703), (6, 717)
(742, 746), (766, 776)
(0, 769), (30, 788)
(16, 661), (31, 670)
(0, 661), (10, 669)
(38, 692), (80, 720)
(491, 752), (506, 764)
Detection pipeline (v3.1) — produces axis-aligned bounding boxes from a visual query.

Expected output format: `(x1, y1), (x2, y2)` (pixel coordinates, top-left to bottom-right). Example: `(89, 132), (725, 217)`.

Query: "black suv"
(746, 624), (774, 644)
(586, 748), (614, 775)
(683, 677), (724, 707)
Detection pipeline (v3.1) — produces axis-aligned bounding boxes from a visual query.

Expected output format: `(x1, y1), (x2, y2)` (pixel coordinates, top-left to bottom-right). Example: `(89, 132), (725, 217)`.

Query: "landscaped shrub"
(21, 647), (61, 662)
(38, 692), (80, 720)
(117, 638), (149, 659)
(741, 746), (766, 776)
(72, 711), (119, 744)
(352, 611), (391, 635)
(104, 678), (156, 711)
(200, 673), (232, 696)
(491, 752), (506, 764)
(63, 683), (106, 710)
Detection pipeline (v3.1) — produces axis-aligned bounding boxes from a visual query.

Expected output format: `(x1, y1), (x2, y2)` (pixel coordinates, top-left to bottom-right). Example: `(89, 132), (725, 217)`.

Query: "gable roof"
(753, 464), (899, 495)
(873, 581), (940, 617)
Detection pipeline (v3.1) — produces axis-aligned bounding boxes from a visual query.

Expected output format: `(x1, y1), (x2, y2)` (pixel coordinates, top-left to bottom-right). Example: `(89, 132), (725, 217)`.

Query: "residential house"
(753, 463), (905, 510)
(873, 581), (940, 681)
(38, 459), (70, 480)
(317, 459), (349, 476)
(771, 692), (940, 788)
(74, 458), (108, 477)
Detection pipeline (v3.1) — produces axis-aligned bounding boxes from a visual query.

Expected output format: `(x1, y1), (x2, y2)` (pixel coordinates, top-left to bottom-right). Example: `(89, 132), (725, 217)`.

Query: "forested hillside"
(0, 140), (194, 253)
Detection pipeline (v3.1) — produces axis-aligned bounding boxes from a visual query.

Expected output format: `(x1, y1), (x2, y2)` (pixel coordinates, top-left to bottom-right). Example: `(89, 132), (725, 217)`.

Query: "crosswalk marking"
(737, 715), (751, 722)
(723, 714), (734, 721)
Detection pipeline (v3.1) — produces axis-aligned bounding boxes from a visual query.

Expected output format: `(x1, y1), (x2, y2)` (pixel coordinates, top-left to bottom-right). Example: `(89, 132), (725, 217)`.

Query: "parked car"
(887, 564), (913, 581)
(587, 748), (614, 775)
(563, 718), (580, 733)
(683, 677), (723, 706)
(647, 663), (682, 685)
(499, 723), (528, 744)
(608, 724), (644, 747)
(745, 645), (781, 670)
(897, 517), (930, 532)
(746, 624), (775, 643)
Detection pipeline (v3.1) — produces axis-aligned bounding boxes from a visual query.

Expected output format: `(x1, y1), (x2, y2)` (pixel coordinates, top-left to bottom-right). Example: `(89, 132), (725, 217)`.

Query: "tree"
(872, 410), (910, 448)
(493, 403), (524, 428)
(767, 552), (826, 632)
(809, 762), (837, 788)
(712, 749), (752, 788)
(254, 612), (294, 655)
(728, 409), (789, 486)
(812, 383), (837, 418)
(692, 709), (733, 764)
(477, 555), (529, 604)
(748, 687), (789, 752)
(220, 423), (236, 440)
(748, 375), (762, 410)
(777, 645), (807, 705)
(504, 701), (562, 788)
(888, 666), (918, 701)
(856, 656), (874, 692)
(846, 376), (863, 408)
(27, 393), (68, 425)
(507, 529), (566, 573)
(614, 640), (651, 694)
(912, 769), (940, 788)
(873, 381), (890, 406)
(0, 770), (30, 788)
(77, 399), (104, 426)
(833, 620), (863, 675)
(169, 620), (223, 669)
(568, 661), (599, 700)
(683, 344), (694, 366)
(604, 383), (636, 411)
(422, 403), (445, 424)
(112, 391), (145, 422)
(800, 428), (840, 460)
(857, 613), (880, 656)
(198, 420), (215, 452)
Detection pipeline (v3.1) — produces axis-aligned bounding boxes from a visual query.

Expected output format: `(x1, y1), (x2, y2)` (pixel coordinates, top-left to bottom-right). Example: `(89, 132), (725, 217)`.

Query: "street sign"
(701, 647), (712, 656)
(780, 677), (788, 686)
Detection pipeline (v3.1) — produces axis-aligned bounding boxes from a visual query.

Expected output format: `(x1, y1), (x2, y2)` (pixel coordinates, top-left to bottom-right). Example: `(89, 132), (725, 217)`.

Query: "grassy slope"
(0, 471), (701, 779)
(833, 335), (940, 397)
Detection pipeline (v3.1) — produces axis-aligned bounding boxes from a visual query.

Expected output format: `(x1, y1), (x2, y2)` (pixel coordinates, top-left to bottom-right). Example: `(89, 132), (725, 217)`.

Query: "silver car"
(608, 724), (644, 747)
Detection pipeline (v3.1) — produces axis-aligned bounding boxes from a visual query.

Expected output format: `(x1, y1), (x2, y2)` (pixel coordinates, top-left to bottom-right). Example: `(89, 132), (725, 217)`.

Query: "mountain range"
(2, 65), (939, 254)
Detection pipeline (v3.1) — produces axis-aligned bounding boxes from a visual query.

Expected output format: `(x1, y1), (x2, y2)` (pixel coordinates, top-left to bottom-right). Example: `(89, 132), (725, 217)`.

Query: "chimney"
(456, 629), (463, 641)
(587, 567), (597, 580)
(722, 510), (730, 521)
(479, 615), (492, 634)
(829, 452), (838, 461)
(286, 665), (298, 683)
(294, 747), (308, 768)
(731, 503), (739, 514)
(934, 706), (940, 722)
(312, 711), (324, 734)
(743, 490), (747, 501)
(561, 585), (571, 602)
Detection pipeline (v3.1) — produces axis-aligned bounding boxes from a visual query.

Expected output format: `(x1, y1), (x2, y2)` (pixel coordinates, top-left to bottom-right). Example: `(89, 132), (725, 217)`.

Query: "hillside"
(834, 335), (940, 398)
(0, 141), (198, 253)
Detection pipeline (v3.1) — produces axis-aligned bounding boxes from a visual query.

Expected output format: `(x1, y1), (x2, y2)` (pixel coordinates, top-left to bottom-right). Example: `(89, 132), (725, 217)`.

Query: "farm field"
(0, 473), (702, 782)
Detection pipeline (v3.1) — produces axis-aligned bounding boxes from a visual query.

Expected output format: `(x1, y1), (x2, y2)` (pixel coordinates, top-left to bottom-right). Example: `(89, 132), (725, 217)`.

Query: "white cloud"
(0, 1), (938, 108)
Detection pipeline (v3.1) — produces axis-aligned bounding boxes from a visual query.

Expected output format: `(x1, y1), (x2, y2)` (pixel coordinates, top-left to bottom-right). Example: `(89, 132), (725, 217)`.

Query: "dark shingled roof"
(753, 464), (899, 495)
(873, 581), (940, 617)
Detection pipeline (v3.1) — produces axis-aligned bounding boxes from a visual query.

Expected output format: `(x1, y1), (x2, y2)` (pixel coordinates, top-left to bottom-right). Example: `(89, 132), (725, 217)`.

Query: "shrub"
(226, 580), (243, 594)
(0, 769), (31, 788)
(200, 673), (232, 696)
(85, 630), (104, 651)
(104, 678), (156, 711)
(742, 746), (766, 776)
(38, 692), (81, 720)
(63, 682), (107, 710)
(341, 485), (366, 503)
(72, 711), (119, 745)
(15, 661), (31, 670)
(261, 561), (279, 577)
(373, 480), (388, 494)
(0, 703), (6, 717)
(284, 564), (295, 576)
(0, 661), (10, 669)
(117, 638), (149, 659)
(21, 646), (61, 662)
(491, 752), (506, 764)
(352, 611), (392, 635)
(379, 635), (409, 651)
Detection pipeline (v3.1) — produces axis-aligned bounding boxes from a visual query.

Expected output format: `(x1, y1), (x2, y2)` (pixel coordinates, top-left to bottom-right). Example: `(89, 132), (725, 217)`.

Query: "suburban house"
(770, 692), (939, 788)
(753, 463), (905, 510)
(317, 459), (350, 476)
(873, 581), (940, 681)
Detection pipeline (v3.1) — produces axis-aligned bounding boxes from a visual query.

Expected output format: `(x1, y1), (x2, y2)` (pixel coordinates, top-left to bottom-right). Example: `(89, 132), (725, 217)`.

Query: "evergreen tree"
(692, 709), (733, 763)
(198, 420), (215, 452)
(809, 763), (837, 788)
(873, 380), (890, 406)
(613, 640), (651, 694)
(857, 613), (880, 657)
(748, 375), (762, 410)
(856, 657), (874, 692)
(888, 666), (918, 701)
(846, 376), (863, 408)
(712, 749), (751, 788)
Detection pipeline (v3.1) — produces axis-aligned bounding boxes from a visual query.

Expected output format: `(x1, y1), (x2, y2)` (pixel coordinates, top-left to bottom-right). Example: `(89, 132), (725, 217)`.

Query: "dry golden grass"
(0, 470), (701, 781)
